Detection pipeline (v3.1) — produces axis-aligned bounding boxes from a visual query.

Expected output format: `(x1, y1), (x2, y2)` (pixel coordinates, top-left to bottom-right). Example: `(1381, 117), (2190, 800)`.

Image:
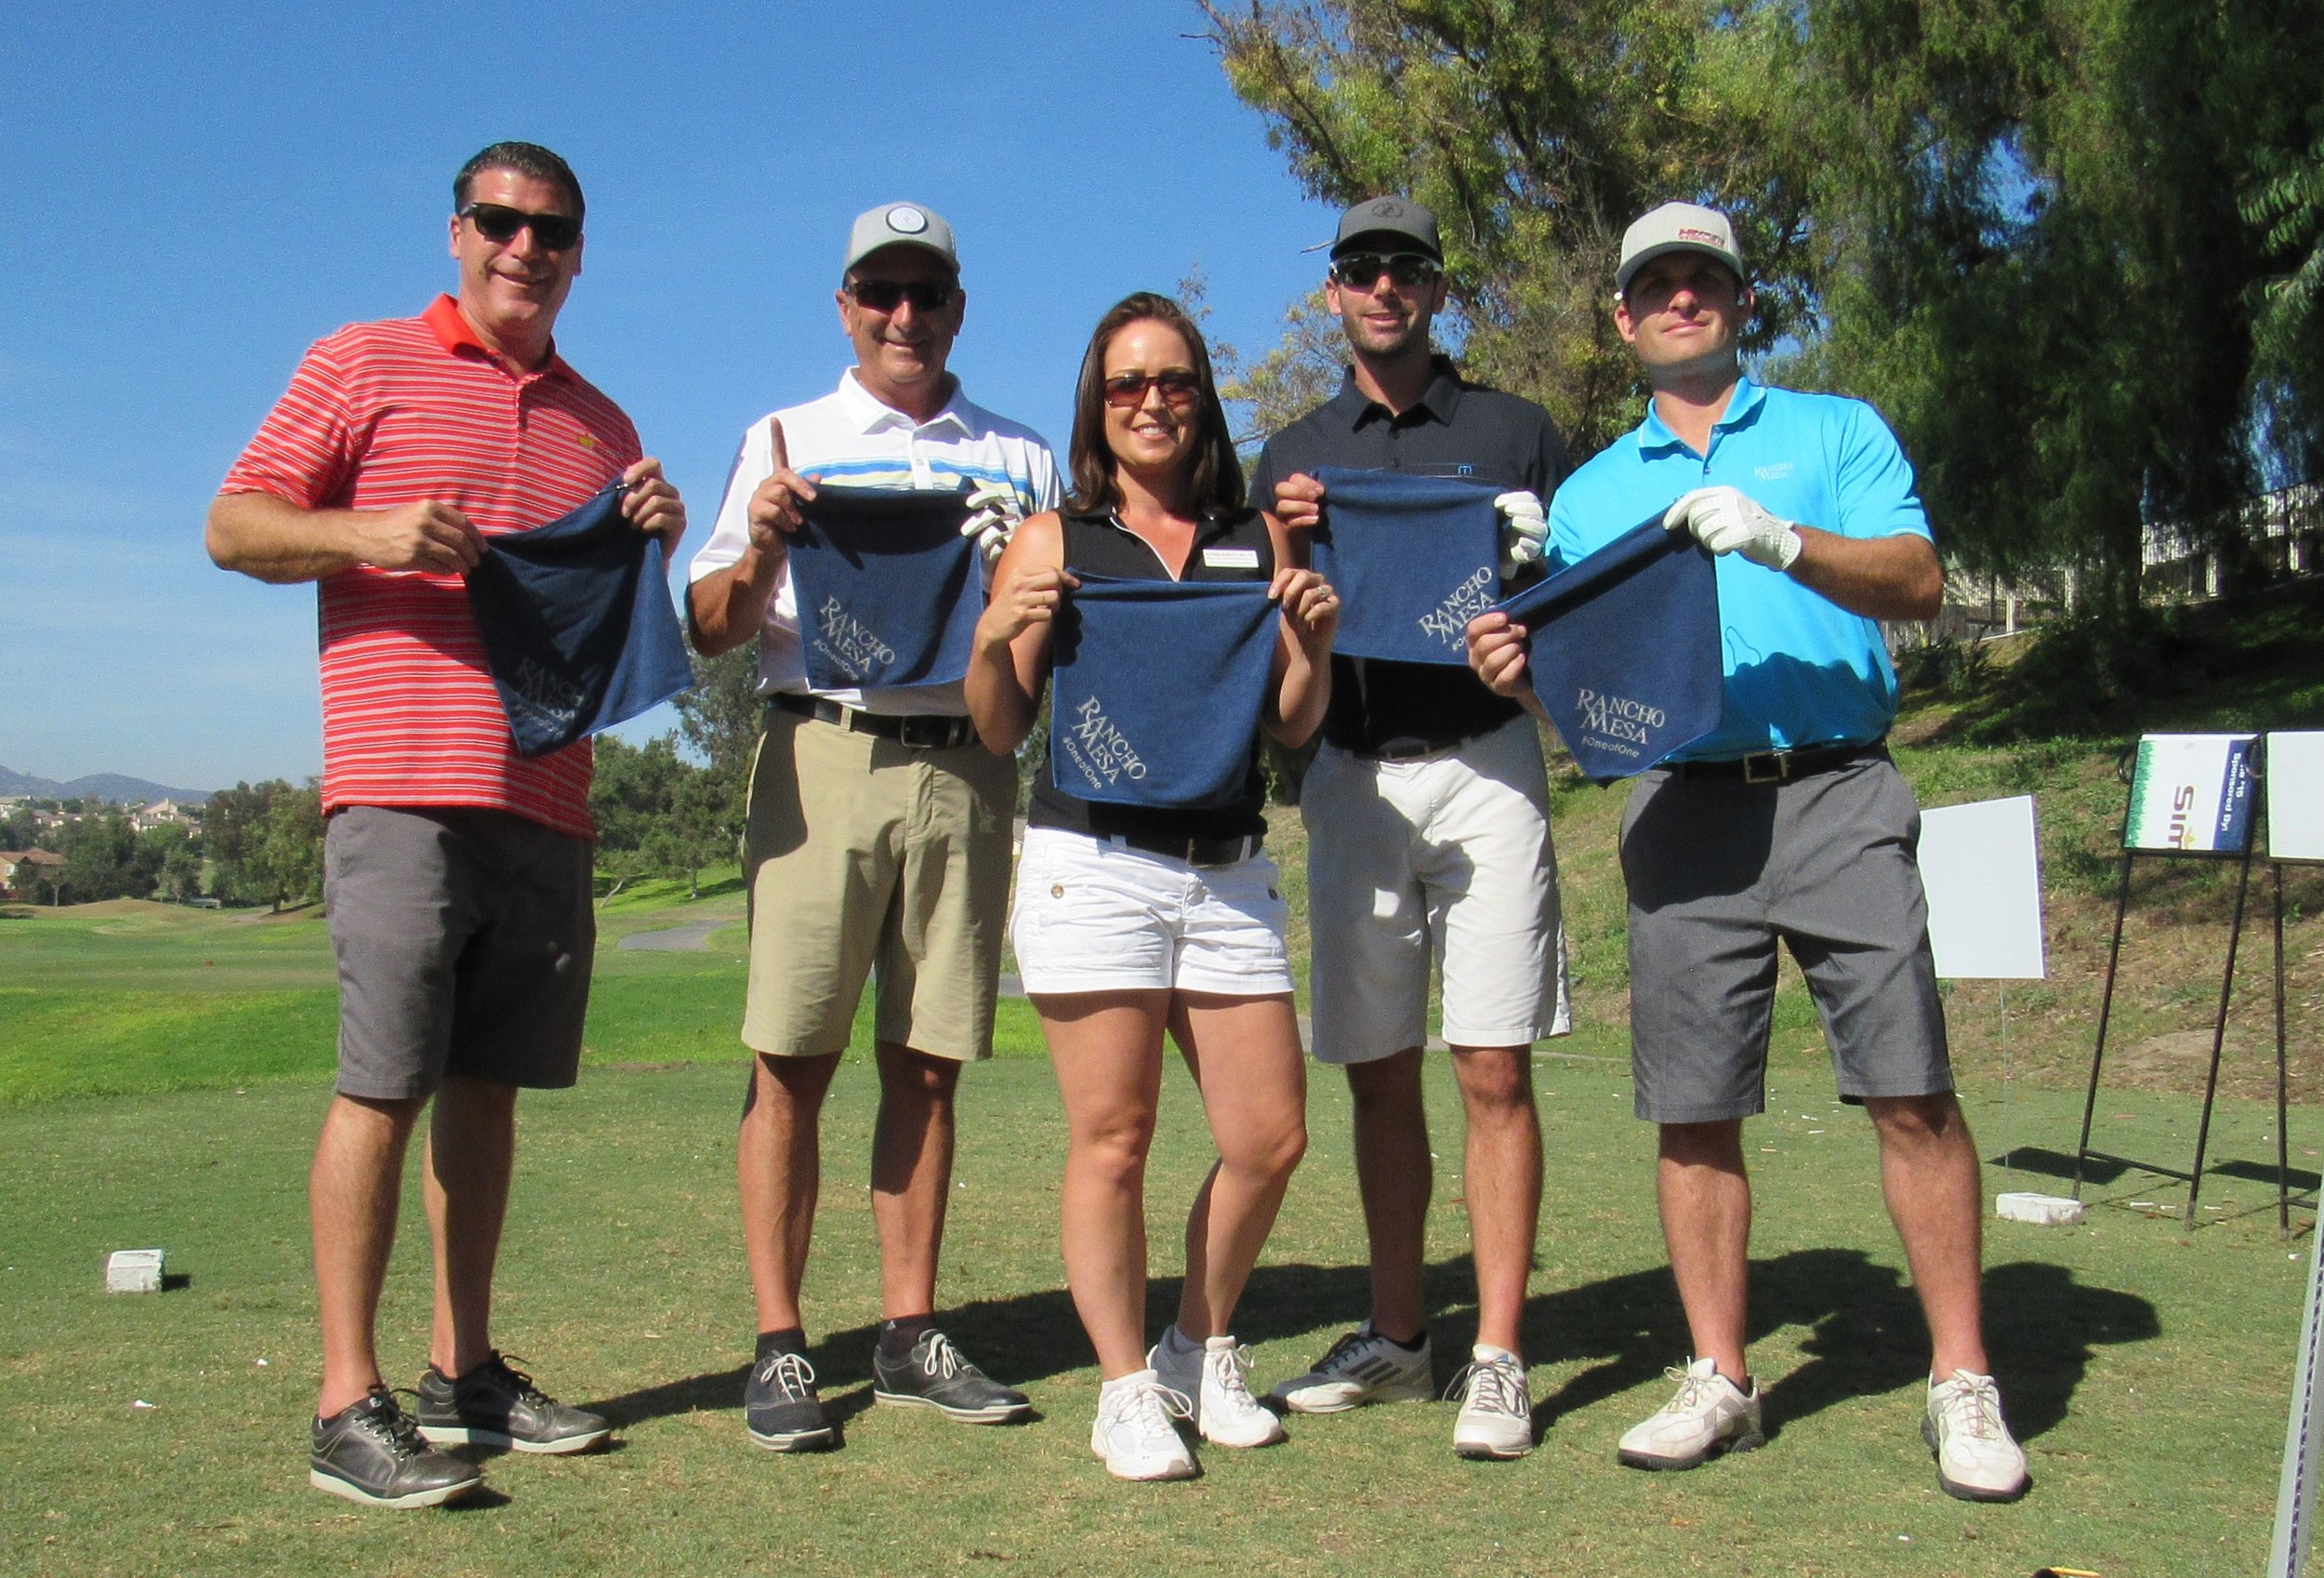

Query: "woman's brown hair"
(1063, 292), (1246, 518)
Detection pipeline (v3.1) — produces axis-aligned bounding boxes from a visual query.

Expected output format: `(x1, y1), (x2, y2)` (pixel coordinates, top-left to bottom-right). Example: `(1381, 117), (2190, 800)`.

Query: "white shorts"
(1010, 827), (1295, 997)
(1302, 716), (1570, 1065)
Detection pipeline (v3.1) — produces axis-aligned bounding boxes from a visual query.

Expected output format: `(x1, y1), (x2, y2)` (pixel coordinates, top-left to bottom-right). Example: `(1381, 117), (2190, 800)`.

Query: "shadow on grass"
(1994, 1146), (2132, 1186)
(2213, 1159), (2324, 1192)
(587, 1253), (2155, 1449)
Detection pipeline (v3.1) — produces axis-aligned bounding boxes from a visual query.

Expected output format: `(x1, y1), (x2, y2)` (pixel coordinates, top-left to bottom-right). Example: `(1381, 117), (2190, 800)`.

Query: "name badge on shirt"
(1202, 547), (1261, 570)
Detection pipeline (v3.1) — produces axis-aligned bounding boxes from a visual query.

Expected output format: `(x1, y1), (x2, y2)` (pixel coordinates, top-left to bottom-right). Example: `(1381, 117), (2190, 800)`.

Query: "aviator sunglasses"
(458, 202), (582, 251)
(1101, 369), (1203, 407)
(1328, 251), (1441, 290)
(846, 277), (958, 312)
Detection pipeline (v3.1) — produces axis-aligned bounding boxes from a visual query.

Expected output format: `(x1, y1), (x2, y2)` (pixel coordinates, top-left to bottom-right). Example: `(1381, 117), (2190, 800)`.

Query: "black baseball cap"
(1331, 196), (1441, 261)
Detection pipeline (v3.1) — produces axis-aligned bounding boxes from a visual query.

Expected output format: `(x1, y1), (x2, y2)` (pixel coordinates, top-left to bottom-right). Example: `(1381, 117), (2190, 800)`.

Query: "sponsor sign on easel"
(2123, 733), (2257, 853)
(2075, 734), (2266, 1226)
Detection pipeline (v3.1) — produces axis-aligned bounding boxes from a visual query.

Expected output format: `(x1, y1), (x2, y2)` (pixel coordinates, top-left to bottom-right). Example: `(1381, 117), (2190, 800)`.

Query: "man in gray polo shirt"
(689, 204), (1059, 1452)
(1255, 197), (1571, 1462)
(1468, 202), (2027, 1502)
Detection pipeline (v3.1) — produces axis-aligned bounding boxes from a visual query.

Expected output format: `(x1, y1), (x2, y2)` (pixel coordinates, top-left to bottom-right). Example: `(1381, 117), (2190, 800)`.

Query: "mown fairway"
(7, 614), (2324, 1572)
(0, 1054), (2304, 1576)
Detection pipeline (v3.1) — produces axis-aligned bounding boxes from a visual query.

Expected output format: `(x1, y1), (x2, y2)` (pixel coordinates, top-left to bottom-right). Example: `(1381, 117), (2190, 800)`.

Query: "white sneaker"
(1923, 1369), (2029, 1502)
(1147, 1327), (1203, 1421)
(1090, 1369), (1197, 1482)
(1268, 1322), (1433, 1414)
(1447, 1345), (1533, 1459)
(1618, 1357), (1764, 1470)
(1151, 1328), (1287, 1447)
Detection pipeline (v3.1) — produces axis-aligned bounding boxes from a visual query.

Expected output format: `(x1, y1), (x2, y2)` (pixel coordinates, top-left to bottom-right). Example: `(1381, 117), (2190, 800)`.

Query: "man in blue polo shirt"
(1468, 202), (2027, 1503)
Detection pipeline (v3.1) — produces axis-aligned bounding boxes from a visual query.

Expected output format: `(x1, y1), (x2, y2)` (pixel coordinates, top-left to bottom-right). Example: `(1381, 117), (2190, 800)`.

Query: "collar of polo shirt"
(423, 294), (570, 381)
(836, 367), (971, 435)
(1635, 374), (1766, 455)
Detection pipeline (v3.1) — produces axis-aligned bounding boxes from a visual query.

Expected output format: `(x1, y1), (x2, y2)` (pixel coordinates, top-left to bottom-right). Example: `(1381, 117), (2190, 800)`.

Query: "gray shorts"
(324, 805), (595, 1100)
(1619, 751), (1950, 1124)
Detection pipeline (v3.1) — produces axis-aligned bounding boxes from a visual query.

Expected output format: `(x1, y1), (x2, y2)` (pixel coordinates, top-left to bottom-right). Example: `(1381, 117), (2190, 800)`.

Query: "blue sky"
(1, 2), (1341, 790)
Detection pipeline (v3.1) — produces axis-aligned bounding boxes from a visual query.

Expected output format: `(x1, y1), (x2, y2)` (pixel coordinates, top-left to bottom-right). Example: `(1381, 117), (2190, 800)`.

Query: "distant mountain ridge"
(0, 766), (213, 805)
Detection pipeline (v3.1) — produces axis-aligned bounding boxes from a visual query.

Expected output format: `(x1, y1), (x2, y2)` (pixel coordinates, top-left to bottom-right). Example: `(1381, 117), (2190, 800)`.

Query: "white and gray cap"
(843, 202), (958, 275)
(1616, 202), (1746, 295)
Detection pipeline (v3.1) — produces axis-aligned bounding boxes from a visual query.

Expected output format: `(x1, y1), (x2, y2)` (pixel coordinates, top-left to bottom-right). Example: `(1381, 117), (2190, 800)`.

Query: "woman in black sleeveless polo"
(967, 293), (1337, 1481)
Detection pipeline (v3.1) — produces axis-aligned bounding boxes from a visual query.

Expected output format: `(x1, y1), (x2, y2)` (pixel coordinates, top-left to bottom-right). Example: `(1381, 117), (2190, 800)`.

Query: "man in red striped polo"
(208, 141), (685, 1509)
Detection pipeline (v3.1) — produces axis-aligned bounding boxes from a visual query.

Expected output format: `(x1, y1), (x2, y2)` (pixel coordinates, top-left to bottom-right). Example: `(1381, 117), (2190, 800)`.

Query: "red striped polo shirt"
(220, 296), (642, 838)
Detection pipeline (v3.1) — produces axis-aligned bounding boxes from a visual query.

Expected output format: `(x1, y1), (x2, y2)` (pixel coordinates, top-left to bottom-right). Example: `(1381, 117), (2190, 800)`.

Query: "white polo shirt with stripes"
(690, 370), (1060, 716)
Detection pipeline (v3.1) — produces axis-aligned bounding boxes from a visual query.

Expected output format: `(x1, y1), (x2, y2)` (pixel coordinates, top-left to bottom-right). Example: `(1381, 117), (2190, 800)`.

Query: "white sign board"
(2125, 733), (2257, 853)
(2268, 732), (2324, 864)
(1918, 795), (2046, 980)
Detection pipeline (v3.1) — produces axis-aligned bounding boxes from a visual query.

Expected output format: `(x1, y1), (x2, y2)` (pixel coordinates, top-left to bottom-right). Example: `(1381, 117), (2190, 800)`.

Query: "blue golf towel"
(1049, 575), (1282, 810)
(1308, 466), (1502, 666)
(1491, 515), (1723, 781)
(787, 484), (982, 692)
(464, 483), (695, 758)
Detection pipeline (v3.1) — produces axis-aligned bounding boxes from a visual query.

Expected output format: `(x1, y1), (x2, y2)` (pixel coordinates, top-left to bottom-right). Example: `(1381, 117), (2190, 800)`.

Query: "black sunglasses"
(846, 277), (957, 312)
(1329, 252), (1440, 290)
(1101, 369), (1203, 408)
(458, 203), (582, 251)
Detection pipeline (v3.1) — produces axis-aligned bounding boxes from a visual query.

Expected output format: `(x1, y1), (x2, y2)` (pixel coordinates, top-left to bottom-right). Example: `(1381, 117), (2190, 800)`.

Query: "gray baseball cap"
(1616, 202), (1745, 295)
(843, 202), (958, 275)
(1331, 196), (1441, 261)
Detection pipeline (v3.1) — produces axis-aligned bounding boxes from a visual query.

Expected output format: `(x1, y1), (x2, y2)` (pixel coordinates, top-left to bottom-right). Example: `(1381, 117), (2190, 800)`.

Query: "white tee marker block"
(1996, 1192), (2084, 1227)
(105, 1248), (165, 1293)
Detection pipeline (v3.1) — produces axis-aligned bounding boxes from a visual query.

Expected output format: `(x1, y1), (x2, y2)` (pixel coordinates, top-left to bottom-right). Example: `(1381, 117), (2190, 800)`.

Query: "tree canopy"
(1204, 0), (2324, 615)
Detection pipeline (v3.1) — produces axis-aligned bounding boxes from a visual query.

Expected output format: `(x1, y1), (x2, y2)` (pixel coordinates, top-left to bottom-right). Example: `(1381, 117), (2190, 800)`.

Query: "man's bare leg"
(870, 1041), (961, 1319)
(1346, 1046), (1432, 1342)
(1865, 1093), (1990, 1377)
(422, 1076), (519, 1379)
(1657, 1118), (1752, 1383)
(1448, 1044), (1540, 1356)
(739, 1050), (842, 1333)
(312, 1092), (425, 1416)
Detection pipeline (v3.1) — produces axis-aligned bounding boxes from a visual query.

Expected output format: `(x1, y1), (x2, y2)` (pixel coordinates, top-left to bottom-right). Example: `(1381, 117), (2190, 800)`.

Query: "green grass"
(0, 895), (1050, 1101)
(6, 600), (2323, 1570)
(0, 1060), (2300, 1575)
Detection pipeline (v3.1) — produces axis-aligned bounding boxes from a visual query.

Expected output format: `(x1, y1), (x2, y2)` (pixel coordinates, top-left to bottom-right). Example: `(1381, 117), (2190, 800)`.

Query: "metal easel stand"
(2073, 753), (2285, 1230)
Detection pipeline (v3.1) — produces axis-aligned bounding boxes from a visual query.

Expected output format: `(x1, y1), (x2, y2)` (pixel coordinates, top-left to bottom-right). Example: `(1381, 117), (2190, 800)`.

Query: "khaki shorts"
(742, 709), (1016, 1062)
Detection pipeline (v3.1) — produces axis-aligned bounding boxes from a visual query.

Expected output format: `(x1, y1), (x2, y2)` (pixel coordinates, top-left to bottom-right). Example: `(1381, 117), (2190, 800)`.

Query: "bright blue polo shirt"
(1546, 377), (1929, 760)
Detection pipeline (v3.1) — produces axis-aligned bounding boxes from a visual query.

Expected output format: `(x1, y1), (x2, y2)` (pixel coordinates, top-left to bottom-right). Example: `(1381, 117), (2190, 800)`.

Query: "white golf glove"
(960, 481), (1025, 567)
(1496, 490), (1548, 577)
(1662, 485), (1802, 571)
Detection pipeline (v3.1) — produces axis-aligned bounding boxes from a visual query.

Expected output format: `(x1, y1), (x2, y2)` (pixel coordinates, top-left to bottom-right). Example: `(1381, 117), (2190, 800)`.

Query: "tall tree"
(1203, 0), (1771, 456)
(2245, 127), (2324, 479)
(251, 781), (324, 911)
(57, 809), (160, 903)
(1207, 0), (2324, 624)
(672, 639), (759, 867)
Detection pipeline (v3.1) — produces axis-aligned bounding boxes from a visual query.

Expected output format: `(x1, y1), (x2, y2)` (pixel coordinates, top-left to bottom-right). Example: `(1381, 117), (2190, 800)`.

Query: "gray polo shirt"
(1251, 358), (1570, 755)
